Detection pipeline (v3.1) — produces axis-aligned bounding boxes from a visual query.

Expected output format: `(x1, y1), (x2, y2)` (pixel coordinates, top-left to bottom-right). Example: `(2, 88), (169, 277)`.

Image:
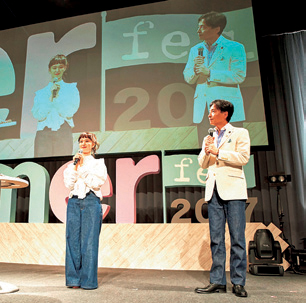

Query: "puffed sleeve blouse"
(32, 80), (80, 131)
(63, 156), (107, 200)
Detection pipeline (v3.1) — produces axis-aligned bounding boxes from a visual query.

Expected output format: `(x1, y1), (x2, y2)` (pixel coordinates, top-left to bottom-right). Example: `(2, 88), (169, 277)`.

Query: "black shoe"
(232, 284), (248, 297)
(195, 283), (226, 294)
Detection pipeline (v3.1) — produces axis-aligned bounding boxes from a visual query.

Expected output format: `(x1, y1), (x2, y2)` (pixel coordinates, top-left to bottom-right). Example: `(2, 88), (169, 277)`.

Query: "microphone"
(52, 77), (59, 98)
(73, 150), (83, 165)
(208, 128), (215, 137)
(198, 47), (204, 56)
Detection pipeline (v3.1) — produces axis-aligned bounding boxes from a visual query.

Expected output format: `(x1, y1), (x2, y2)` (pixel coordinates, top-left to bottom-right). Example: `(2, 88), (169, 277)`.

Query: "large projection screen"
(0, 0), (268, 159)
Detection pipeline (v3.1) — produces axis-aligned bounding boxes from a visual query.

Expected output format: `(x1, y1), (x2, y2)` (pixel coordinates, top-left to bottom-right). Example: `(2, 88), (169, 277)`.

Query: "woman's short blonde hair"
(78, 132), (100, 155)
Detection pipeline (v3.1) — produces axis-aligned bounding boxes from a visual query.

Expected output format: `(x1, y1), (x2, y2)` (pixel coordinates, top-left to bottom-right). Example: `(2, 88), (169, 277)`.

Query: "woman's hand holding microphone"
(73, 150), (83, 170)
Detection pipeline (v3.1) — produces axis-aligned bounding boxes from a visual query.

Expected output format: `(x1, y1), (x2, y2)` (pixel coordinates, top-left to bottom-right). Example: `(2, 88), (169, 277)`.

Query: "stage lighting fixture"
(265, 172), (291, 233)
(266, 172), (291, 187)
(248, 229), (284, 276)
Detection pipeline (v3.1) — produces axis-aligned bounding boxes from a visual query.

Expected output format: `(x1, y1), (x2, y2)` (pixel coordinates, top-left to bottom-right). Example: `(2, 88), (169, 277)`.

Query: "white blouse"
(32, 80), (80, 131)
(64, 156), (107, 200)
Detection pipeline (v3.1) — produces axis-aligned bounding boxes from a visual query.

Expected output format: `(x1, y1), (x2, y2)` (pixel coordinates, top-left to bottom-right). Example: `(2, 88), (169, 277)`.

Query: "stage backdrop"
(0, 0), (268, 160)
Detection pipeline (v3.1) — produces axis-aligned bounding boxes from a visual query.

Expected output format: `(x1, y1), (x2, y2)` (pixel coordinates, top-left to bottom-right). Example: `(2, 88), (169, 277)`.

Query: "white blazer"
(198, 123), (250, 201)
(183, 35), (247, 124)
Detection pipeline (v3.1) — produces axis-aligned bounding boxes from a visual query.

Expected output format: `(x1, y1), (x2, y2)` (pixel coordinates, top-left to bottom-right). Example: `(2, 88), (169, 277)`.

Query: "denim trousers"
(65, 191), (102, 289)
(208, 188), (247, 286)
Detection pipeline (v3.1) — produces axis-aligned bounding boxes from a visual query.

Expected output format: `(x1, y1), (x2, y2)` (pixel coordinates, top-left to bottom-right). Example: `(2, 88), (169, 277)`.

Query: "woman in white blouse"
(64, 132), (107, 290)
(31, 54), (80, 157)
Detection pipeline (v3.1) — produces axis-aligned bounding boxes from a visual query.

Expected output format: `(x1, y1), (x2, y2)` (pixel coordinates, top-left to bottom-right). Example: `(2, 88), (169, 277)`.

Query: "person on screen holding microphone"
(183, 11), (246, 144)
(31, 54), (80, 157)
(64, 132), (107, 290)
(196, 100), (250, 297)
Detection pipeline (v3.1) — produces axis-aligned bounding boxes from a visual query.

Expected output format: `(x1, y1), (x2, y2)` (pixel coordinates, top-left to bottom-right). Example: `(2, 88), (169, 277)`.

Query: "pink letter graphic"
(116, 155), (160, 223)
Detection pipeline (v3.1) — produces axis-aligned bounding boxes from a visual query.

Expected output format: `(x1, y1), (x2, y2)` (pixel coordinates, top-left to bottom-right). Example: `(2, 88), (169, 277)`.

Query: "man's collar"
(205, 35), (223, 49)
(215, 123), (229, 132)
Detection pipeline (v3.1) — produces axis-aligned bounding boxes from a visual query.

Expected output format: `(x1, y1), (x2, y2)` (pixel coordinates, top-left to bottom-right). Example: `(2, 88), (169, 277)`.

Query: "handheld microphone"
(208, 128), (215, 137)
(73, 150), (83, 165)
(198, 47), (204, 56)
(52, 77), (59, 98)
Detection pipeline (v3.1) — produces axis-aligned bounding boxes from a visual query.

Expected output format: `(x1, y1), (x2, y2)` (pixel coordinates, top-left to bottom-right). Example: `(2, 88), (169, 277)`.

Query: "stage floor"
(0, 263), (305, 303)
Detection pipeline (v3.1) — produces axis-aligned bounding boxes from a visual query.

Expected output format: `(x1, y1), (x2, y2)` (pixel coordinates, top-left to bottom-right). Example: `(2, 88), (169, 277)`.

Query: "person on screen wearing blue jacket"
(31, 54), (80, 157)
(183, 12), (246, 144)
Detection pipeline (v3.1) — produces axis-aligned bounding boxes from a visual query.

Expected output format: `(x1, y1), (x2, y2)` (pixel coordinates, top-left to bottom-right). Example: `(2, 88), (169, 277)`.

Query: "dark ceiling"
(0, 0), (304, 36)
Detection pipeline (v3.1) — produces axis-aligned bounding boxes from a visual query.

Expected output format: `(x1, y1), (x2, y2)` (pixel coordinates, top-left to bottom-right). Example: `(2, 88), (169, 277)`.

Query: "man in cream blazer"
(200, 123), (250, 202)
(195, 100), (250, 298)
(183, 11), (246, 144)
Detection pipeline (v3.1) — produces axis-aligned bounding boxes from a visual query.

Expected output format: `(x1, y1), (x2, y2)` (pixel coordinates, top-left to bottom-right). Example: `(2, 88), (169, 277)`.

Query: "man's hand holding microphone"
(205, 128), (219, 156)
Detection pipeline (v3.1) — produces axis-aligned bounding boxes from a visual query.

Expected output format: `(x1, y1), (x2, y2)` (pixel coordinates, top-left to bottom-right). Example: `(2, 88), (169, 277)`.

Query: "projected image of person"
(64, 132), (107, 290)
(183, 12), (246, 143)
(195, 100), (250, 297)
(31, 54), (80, 157)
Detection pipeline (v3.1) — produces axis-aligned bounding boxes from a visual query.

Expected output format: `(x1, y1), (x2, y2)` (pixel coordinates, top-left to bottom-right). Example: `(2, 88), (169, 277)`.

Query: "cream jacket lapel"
(217, 124), (234, 149)
(198, 124), (250, 201)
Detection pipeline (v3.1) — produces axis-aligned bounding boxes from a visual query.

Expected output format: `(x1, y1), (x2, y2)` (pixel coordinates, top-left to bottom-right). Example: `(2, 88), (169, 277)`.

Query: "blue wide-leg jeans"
(208, 189), (247, 286)
(65, 191), (102, 289)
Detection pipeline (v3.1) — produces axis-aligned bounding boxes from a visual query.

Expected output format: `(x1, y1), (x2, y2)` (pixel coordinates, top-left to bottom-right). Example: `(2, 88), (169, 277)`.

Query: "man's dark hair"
(198, 11), (227, 35)
(210, 100), (234, 122)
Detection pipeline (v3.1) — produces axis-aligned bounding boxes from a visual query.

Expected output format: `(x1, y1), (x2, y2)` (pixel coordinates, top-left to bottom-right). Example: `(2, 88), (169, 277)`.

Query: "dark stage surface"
(0, 263), (305, 302)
